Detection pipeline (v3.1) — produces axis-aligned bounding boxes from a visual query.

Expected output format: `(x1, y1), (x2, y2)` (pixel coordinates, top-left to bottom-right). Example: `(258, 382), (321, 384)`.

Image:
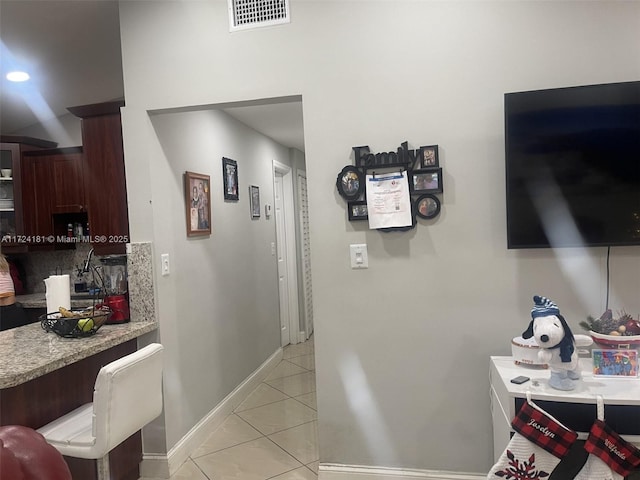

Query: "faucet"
(82, 248), (94, 273)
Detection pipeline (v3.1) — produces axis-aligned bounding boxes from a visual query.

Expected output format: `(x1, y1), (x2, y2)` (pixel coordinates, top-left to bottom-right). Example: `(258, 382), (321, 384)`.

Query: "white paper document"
(365, 171), (412, 229)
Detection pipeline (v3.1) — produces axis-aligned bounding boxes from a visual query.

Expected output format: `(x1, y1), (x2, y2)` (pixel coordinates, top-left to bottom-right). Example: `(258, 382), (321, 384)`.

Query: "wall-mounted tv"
(505, 81), (640, 249)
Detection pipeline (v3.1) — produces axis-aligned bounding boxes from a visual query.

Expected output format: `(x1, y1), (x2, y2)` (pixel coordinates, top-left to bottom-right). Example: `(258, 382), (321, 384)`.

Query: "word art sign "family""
(353, 141), (429, 170)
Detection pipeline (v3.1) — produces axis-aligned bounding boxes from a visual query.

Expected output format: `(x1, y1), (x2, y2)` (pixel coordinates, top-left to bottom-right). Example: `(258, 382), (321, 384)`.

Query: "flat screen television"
(505, 81), (640, 249)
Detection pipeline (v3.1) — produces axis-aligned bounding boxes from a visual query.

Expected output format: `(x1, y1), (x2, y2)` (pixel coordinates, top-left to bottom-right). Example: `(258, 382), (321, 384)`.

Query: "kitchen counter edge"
(0, 321), (158, 389)
(17, 293), (96, 309)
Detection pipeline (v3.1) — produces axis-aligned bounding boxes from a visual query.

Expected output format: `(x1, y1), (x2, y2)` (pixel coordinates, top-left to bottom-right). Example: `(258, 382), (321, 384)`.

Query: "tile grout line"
(263, 434), (307, 472)
(265, 366), (313, 382)
(189, 413), (263, 460)
(289, 395), (317, 411)
(185, 341), (317, 479)
(234, 395), (293, 414)
(236, 408), (317, 438)
(261, 380), (316, 399)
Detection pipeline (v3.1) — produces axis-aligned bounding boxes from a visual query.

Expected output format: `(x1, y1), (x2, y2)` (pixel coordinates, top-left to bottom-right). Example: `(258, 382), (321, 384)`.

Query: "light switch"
(161, 254), (170, 276)
(349, 244), (368, 269)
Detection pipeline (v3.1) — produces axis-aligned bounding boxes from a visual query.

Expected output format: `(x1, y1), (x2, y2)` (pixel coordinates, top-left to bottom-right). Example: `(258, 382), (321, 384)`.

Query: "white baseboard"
(139, 347), (283, 479)
(318, 464), (486, 480)
(139, 452), (170, 479)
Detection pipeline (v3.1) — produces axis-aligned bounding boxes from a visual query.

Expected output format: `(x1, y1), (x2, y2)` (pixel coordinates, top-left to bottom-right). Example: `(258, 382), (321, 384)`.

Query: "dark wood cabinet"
(21, 147), (85, 241)
(0, 143), (22, 241)
(51, 148), (85, 213)
(5, 101), (129, 253)
(68, 100), (129, 255)
(0, 136), (57, 251)
(21, 154), (54, 238)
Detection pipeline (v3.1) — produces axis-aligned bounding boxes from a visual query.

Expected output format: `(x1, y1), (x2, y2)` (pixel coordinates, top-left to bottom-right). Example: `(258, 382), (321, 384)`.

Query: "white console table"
(490, 355), (640, 467)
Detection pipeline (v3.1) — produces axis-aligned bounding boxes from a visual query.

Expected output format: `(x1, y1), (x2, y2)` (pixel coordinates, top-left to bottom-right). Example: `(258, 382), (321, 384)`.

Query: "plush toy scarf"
(551, 315), (574, 363)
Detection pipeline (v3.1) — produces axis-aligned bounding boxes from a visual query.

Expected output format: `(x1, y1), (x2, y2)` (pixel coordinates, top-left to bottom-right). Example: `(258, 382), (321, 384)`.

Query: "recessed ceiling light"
(6, 71), (30, 82)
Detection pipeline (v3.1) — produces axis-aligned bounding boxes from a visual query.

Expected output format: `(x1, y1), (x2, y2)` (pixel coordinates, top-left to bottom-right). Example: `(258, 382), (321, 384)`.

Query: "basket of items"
(580, 309), (640, 349)
(40, 306), (111, 338)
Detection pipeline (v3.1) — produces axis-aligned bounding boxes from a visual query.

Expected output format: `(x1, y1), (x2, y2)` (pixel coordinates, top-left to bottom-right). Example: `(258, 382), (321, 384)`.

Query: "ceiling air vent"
(228, 0), (290, 31)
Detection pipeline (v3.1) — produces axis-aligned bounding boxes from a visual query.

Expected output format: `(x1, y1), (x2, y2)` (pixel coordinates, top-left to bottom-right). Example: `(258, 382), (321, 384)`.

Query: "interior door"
(274, 173), (290, 347)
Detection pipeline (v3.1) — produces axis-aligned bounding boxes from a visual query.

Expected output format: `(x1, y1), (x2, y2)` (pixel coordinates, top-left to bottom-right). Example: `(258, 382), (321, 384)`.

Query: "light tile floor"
(143, 337), (317, 480)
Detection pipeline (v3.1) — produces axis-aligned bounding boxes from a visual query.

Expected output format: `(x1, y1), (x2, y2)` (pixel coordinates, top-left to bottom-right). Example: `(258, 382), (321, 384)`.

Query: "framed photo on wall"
(411, 168), (443, 194)
(336, 166), (364, 201)
(250, 185), (260, 218)
(348, 200), (368, 221)
(420, 145), (439, 168)
(185, 171), (212, 236)
(415, 194), (441, 220)
(223, 157), (239, 201)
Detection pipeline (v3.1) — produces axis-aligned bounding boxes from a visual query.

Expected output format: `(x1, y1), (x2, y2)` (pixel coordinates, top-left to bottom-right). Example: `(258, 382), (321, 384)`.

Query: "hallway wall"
(118, 0), (640, 473)
(134, 107), (301, 452)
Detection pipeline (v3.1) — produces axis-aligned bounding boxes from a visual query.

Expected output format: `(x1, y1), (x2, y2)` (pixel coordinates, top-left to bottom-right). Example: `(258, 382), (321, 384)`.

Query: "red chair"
(0, 425), (72, 480)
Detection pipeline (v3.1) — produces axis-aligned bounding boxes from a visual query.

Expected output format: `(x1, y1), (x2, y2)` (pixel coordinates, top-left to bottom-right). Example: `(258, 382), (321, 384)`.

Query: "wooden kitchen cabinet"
(51, 148), (85, 213)
(4, 100), (129, 253)
(1, 137), (57, 250)
(21, 154), (54, 238)
(68, 100), (129, 255)
(21, 147), (85, 241)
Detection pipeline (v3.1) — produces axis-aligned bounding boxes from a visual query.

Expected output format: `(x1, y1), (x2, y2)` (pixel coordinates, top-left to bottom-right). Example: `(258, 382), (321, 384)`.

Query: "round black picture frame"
(336, 166), (364, 201)
(415, 194), (441, 219)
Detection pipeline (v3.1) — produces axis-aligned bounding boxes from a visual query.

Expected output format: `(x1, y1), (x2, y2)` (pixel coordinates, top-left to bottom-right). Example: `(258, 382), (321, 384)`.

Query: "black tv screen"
(505, 81), (640, 249)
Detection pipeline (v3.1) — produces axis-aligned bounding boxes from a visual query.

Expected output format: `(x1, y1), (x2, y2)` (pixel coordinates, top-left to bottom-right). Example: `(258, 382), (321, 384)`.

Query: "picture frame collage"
(338, 144), (443, 224)
(184, 156), (264, 236)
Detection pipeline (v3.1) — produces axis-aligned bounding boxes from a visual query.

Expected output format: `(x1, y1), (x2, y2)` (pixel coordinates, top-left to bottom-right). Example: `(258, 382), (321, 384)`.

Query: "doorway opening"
(273, 160), (300, 347)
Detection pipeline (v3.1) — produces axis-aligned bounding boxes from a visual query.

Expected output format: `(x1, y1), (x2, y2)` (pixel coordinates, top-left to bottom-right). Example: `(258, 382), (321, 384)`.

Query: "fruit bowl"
(589, 330), (640, 350)
(40, 307), (111, 338)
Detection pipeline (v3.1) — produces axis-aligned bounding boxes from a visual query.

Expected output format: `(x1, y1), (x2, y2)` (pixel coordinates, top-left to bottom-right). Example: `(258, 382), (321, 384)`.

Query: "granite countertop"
(17, 293), (98, 309)
(0, 321), (158, 389)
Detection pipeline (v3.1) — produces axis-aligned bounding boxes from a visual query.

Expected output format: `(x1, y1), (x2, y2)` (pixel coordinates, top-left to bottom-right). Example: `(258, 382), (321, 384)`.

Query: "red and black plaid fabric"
(511, 401), (578, 458)
(584, 419), (640, 476)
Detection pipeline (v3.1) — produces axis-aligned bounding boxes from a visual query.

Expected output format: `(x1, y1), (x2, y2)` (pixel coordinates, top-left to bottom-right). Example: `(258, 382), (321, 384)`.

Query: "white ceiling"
(0, 1), (305, 152)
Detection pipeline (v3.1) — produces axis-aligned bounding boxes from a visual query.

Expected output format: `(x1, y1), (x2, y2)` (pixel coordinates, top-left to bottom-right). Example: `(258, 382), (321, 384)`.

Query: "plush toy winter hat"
(531, 295), (560, 319)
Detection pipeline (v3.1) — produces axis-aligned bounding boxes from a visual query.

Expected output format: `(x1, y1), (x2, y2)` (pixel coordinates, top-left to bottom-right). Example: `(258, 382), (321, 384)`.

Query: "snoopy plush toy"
(522, 295), (591, 391)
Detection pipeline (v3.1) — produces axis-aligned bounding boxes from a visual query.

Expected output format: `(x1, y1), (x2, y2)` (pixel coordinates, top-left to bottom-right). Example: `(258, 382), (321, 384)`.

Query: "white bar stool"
(37, 343), (164, 480)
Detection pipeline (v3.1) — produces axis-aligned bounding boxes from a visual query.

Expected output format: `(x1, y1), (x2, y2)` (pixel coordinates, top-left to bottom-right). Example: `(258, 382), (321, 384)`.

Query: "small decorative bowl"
(40, 307), (111, 338)
(511, 336), (548, 367)
(590, 330), (640, 350)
